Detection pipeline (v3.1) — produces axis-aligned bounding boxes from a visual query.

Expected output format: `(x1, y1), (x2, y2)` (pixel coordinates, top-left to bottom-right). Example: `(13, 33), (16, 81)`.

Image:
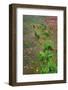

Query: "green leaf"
(44, 31), (49, 37)
(40, 51), (45, 57)
(37, 51), (45, 61)
(45, 50), (53, 59)
(48, 59), (57, 73)
(40, 24), (47, 30)
(40, 65), (49, 73)
(43, 40), (54, 51)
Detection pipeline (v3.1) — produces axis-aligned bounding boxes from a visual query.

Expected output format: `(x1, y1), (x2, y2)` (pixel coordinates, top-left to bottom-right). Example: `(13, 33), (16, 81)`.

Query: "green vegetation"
(23, 15), (57, 74)
(32, 23), (57, 74)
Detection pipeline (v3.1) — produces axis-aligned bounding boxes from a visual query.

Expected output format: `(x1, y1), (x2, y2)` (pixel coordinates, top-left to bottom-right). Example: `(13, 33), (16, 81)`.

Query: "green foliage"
(40, 24), (47, 30)
(44, 31), (49, 37)
(32, 22), (57, 74)
(43, 40), (54, 51)
(48, 59), (57, 73)
(37, 51), (46, 61)
(40, 65), (49, 73)
(37, 49), (55, 73)
(44, 50), (53, 60)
